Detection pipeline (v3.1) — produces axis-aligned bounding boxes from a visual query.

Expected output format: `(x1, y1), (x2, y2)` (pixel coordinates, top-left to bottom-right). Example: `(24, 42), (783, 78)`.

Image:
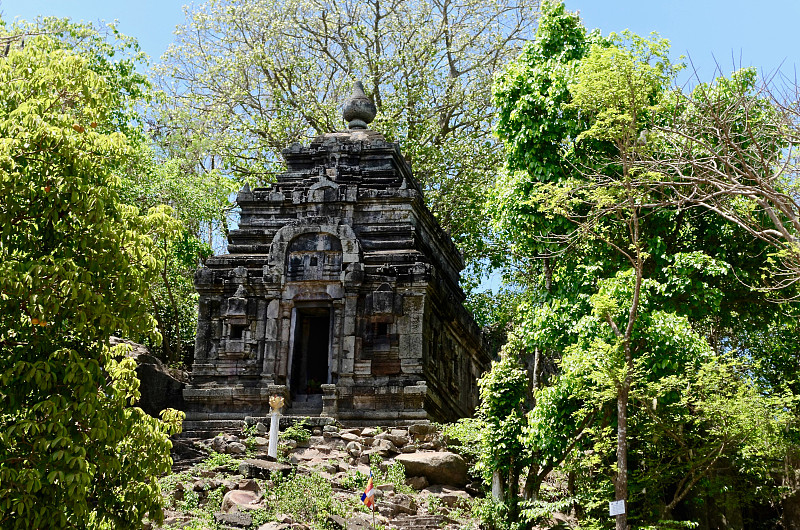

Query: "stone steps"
(178, 415), (336, 438)
(179, 419), (245, 439)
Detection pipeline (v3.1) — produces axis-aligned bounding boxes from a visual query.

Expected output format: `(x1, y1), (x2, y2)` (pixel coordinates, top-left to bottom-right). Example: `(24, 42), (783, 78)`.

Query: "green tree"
(485, 2), (800, 528)
(153, 0), (539, 273)
(7, 16), (238, 364)
(118, 153), (236, 365)
(0, 31), (182, 528)
(643, 68), (800, 289)
(562, 30), (677, 530)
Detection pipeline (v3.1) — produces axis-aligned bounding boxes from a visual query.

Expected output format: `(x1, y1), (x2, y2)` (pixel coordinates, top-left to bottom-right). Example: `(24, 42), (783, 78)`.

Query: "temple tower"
(184, 83), (489, 424)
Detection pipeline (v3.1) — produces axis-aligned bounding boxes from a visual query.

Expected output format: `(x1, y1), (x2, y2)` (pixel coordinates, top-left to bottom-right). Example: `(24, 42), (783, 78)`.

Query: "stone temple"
(184, 83), (489, 424)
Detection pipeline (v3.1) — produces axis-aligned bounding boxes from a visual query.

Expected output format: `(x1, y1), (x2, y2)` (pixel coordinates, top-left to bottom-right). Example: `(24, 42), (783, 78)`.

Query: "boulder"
(326, 515), (347, 529)
(226, 442), (247, 455)
(406, 476), (429, 491)
(375, 432), (408, 447)
(374, 439), (400, 456)
(239, 459), (294, 479)
(394, 452), (468, 487)
(346, 441), (362, 458)
(111, 337), (186, 418)
(408, 423), (437, 437)
(258, 524), (290, 530)
(221, 489), (262, 513)
(237, 479), (260, 493)
(211, 435), (227, 453)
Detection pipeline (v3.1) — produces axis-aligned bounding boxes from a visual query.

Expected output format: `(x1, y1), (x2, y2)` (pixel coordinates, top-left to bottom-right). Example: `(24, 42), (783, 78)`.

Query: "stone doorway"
(289, 306), (331, 405)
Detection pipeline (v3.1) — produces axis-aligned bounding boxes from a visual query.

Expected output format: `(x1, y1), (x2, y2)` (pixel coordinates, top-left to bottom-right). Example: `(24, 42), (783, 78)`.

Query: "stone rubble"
(159, 422), (483, 530)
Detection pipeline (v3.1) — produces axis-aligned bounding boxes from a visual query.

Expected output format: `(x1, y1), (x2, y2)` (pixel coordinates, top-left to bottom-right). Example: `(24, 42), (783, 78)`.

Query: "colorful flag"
(361, 471), (375, 510)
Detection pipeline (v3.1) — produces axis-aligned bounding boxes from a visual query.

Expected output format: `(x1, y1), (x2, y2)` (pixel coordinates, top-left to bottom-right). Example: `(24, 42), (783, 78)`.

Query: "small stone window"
(230, 324), (247, 340)
(310, 256), (318, 266)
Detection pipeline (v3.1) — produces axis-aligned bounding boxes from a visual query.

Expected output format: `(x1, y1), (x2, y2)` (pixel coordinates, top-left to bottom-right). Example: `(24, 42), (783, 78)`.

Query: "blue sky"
(1, 0), (798, 85)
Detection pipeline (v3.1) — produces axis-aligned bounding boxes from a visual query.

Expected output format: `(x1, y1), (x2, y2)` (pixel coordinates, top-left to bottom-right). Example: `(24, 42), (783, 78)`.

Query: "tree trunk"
(523, 463), (543, 500)
(507, 458), (520, 523)
(616, 381), (630, 530)
(492, 470), (504, 501)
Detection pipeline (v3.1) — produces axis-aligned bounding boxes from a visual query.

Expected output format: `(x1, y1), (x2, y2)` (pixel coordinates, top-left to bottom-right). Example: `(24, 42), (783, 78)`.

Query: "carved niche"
(286, 233), (343, 282)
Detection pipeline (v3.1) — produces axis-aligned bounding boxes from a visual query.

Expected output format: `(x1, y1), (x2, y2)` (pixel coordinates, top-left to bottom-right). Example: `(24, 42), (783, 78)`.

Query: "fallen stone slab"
(394, 452), (468, 487)
(420, 484), (471, 508)
(193, 478), (222, 491)
(238, 459), (294, 480)
(214, 511), (253, 528)
(377, 493), (417, 517)
(360, 427), (379, 437)
(226, 442), (247, 455)
(346, 441), (362, 457)
(237, 479), (260, 493)
(374, 439), (400, 456)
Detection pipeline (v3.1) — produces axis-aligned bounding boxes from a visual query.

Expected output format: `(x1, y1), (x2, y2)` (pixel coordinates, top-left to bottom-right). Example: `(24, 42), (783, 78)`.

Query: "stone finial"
(342, 81), (376, 130)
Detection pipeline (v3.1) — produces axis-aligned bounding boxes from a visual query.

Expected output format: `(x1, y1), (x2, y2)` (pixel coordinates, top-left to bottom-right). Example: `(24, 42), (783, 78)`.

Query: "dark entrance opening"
(290, 307), (330, 399)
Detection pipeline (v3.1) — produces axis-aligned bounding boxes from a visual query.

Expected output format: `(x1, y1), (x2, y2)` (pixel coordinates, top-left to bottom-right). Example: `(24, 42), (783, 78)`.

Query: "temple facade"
(184, 84), (489, 423)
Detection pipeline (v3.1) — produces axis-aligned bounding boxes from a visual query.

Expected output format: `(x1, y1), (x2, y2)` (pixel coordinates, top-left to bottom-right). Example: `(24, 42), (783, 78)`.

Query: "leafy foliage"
(0, 32), (183, 528)
(153, 0), (539, 276)
(281, 421), (312, 444)
(481, 2), (800, 528)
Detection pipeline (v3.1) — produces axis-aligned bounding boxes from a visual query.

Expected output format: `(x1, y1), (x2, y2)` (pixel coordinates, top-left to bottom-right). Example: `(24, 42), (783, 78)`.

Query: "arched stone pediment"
(267, 223), (361, 280)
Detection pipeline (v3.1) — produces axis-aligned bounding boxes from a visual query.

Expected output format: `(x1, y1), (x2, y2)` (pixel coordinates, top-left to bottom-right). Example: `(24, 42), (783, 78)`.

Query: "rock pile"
(159, 422), (482, 530)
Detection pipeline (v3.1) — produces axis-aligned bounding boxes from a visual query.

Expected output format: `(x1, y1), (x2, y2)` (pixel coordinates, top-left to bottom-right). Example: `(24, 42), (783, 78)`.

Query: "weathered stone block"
(238, 459), (293, 480)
